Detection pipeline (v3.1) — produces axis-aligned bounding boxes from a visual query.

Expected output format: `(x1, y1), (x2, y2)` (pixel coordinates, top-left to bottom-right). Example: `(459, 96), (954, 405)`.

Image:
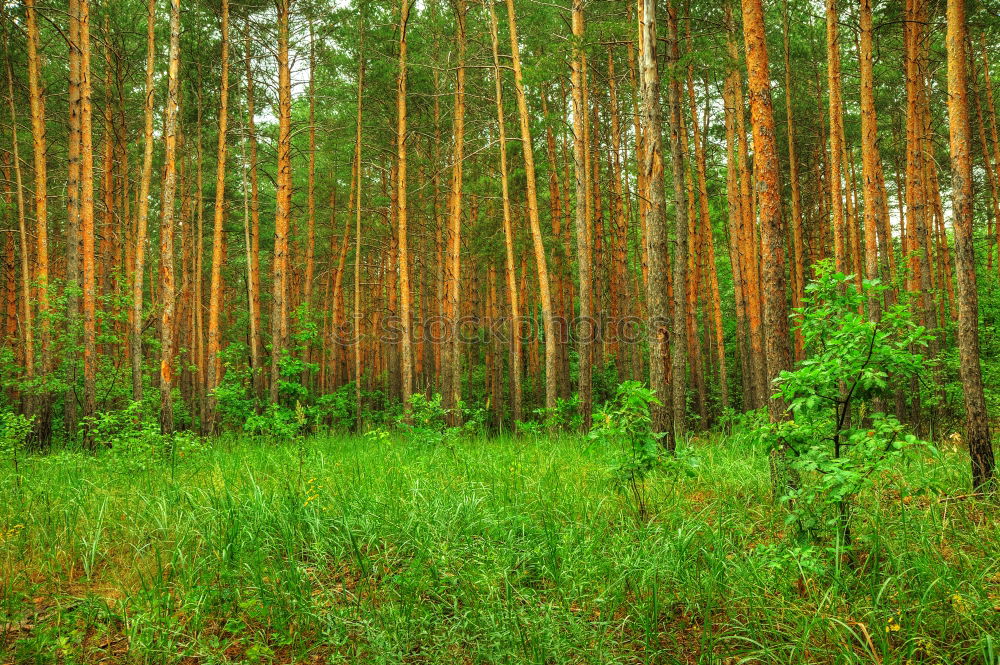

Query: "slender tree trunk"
(79, 0), (98, 442)
(304, 18), (317, 315)
(239, 111), (258, 410)
(731, 22), (765, 408)
(396, 0), (414, 418)
(488, 0), (522, 424)
(270, 0), (293, 404)
(782, 0), (805, 360)
(975, 57), (1000, 277)
(244, 24), (263, 397)
(25, 0), (51, 441)
(194, 82), (205, 415)
(638, 0), (671, 436)
(205, 0), (229, 432)
(442, 0), (466, 425)
(946, 0), (995, 490)
(859, 0), (885, 318)
(665, 2), (688, 447)
(570, 0), (593, 430)
(353, 14), (365, 430)
(4, 50), (34, 398)
(2, 152), (17, 351)
(982, 38), (1000, 278)
(904, 0), (934, 328)
(723, 6), (750, 408)
(332, 194), (351, 390)
(826, 0), (848, 278)
(64, 0), (82, 437)
(158, 0), (181, 434)
(690, 73), (727, 413)
(131, 0), (156, 404)
(506, 0), (558, 421)
(859, 0), (894, 316)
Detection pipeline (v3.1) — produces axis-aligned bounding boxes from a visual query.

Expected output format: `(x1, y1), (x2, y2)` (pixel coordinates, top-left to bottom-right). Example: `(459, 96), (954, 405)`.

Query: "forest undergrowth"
(1, 430), (997, 665)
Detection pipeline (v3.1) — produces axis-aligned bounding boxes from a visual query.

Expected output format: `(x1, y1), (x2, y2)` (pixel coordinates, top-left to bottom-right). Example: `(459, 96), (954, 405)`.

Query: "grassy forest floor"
(1, 432), (998, 664)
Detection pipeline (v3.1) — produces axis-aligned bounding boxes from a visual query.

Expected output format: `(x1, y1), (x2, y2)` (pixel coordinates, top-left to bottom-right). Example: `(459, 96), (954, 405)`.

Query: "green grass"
(1, 432), (998, 664)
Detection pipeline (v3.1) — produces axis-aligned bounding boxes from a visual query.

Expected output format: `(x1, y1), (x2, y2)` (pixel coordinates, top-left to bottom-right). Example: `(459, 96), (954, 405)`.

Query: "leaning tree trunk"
(488, 0), (523, 424)
(507, 0), (558, 421)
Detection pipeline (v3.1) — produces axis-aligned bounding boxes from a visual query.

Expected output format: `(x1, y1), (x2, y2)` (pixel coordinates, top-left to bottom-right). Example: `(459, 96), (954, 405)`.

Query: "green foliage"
(590, 381), (664, 483)
(533, 394), (582, 432)
(313, 383), (359, 431)
(243, 402), (308, 441)
(590, 381), (699, 518)
(767, 264), (936, 546)
(396, 393), (486, 446)
(83, 401), (208, 473)
(0, 410), (33, 461)
(400, 392), (449, 446)
(214, 342), (259, 429)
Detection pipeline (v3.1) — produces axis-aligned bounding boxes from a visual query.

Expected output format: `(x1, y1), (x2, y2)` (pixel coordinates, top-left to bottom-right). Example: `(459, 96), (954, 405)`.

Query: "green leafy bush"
(767, 263), (936, 547)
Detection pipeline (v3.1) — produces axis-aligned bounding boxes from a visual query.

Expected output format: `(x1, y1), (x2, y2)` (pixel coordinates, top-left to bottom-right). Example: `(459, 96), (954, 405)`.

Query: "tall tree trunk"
(638, 0), (671, 436)
(782, 0), (805, 360)
(506, 0), (558, 421)
(488, 0), (522, 424)
(982, 38), (1000, 278)
(607, 48), (630, 378)
(859, 0), (886, 318)
(666, 2), (688, 448)
(904, 0), (934, 328)
(239, 110), (258, 408)
(859, 0), (894, 315)
(270, 0), (293, 404)
(397, 0), (414, 418)
(4, 50), (34, 400)
(740, 0), (792, 425)
(244, 24), (263, 397)
(158, 0), (181, 434)
(205, 0), (229, 432)
(826, 0), (847, 277)
(730, 19), (765, 408)
(131, 0), (156, 403)
(946, 0), (995, 490)
(690, 73), (727, 413)
(304, 18), (317, 314)
(65, 0), (82, 437)
(79, 0), (98, 442)
(442, 0), (467, 426)
(25, 0), (51, 441)
(975, 55), (1000, 277)
(353, 13), (365, 430)
(723, 4), (749, 408)
(570, 0), (593, 430)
